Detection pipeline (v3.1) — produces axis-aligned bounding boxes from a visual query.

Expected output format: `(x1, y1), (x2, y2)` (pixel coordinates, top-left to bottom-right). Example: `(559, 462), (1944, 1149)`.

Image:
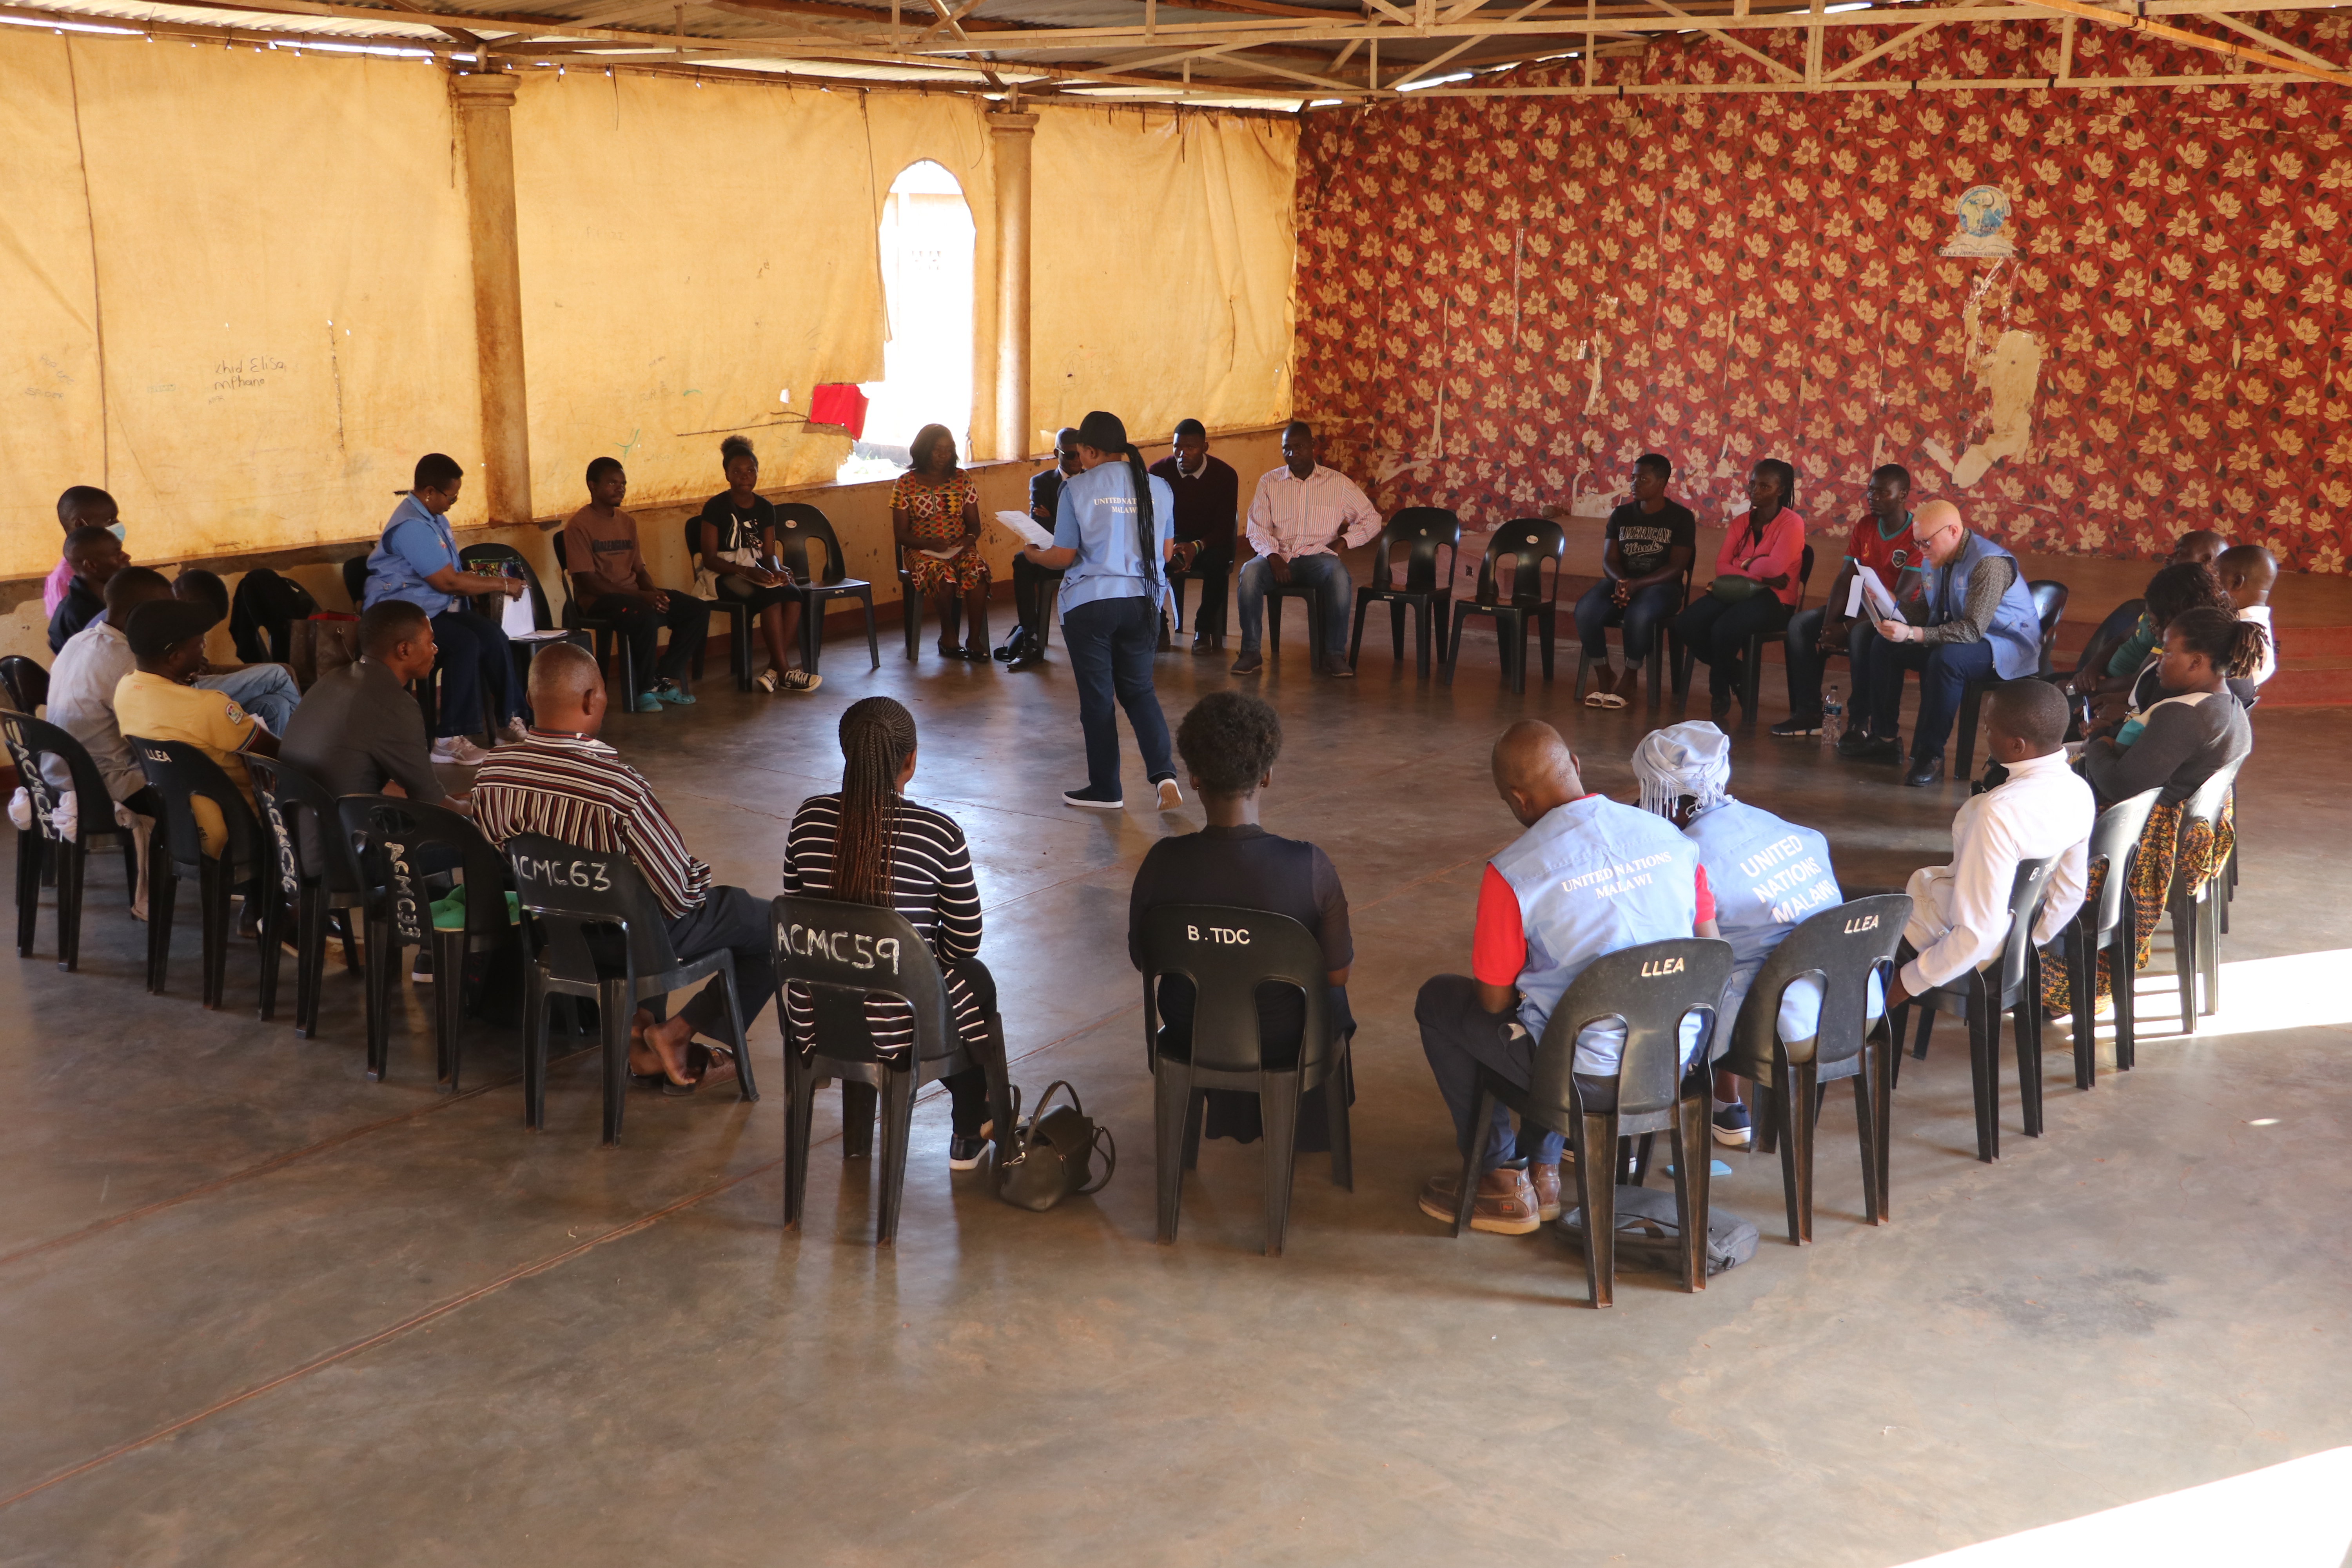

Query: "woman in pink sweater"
(1672, 459), (1806, 723)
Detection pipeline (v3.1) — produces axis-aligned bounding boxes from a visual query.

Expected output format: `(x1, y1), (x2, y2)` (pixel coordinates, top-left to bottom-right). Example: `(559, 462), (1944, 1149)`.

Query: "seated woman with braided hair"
(2040, 604), (2260, 1016)
(782, 696), (1003, 1169)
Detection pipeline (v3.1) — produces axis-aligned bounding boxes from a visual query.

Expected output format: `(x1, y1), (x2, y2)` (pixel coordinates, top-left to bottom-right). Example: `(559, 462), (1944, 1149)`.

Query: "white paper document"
(1848, 567), (1902, 624)
(992, 509), (1056, 551)
(500, 584), (538, 637)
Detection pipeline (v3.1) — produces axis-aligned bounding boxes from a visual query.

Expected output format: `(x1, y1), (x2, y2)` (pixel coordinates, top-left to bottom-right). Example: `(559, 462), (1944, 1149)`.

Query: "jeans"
(1782, 608), (1876, 723)
(587, 591), (711, 693)
(665, 884), (781, 1039)
(1416, 974), (1618, 1171)
(1236, 552), (1351, 658)
(1061, 595), (1174, 797)
(1674, 592), (1794, 701)
(198, 664), (298, 735)
(1862, 634), (1998, 762)
(428, 610), (523, 740)
(1572, 579), (1681, 669)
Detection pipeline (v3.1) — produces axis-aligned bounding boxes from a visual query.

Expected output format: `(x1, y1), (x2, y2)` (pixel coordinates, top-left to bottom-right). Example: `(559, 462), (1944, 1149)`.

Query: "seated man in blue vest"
(1415, 721), (1719, 1234)
(1840, 497), (2043, 788)
(1631, 722), (1884, 1147)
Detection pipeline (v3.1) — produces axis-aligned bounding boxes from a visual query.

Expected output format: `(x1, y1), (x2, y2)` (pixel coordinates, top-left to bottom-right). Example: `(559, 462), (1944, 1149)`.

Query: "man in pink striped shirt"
(1231, 421), (1383, 679)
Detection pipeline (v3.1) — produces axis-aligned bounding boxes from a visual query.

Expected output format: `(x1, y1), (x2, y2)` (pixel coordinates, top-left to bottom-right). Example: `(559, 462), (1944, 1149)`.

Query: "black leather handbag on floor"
(995, 1080), (1116, 1212)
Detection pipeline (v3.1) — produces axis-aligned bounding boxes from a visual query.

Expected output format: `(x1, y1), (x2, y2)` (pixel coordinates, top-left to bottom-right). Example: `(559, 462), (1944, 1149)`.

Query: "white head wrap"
(1631, 722), (1735, 820)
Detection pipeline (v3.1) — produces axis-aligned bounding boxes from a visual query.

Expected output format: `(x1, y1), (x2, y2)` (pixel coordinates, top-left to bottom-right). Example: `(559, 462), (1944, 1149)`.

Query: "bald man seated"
(1844, 498), (2049, 787)
(470, 641), (773, 1093)
(1414, 721), (1720, 1236)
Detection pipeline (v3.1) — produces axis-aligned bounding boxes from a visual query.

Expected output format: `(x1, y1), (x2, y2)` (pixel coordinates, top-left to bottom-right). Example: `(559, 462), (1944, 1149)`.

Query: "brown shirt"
(563, 505), (646, 600)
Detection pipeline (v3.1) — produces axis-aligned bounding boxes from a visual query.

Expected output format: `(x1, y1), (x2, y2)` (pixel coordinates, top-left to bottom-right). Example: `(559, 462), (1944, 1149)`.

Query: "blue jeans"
(1573, 579), (1681, 669)
(1863, 634), (1998, 762)
(1236, 553), (1351, 658)
(197, 665), (298, 735)
(1061, 595), (1174, 797)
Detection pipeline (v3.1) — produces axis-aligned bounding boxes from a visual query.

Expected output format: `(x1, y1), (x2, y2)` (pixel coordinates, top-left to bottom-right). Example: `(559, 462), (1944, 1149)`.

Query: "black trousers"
(591, 592), (711, 693)
(665, 884), (781, 1039)
(1784, 607), (1877, 724)
(1175, 544), (1232, 639)
(1010, 555), (1065, 644)
(1416, 973), (1616, 1170)
(1675, 593), (1794, 701)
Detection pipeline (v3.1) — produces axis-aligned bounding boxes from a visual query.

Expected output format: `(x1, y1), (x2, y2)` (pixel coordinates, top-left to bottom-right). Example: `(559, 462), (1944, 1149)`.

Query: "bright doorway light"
(840, 160), (976, 484)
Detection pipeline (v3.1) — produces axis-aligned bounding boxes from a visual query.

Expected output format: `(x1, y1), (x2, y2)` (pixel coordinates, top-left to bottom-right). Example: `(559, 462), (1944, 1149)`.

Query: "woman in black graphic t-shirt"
(693, 435), (818, 694)
(1574, 452), (1697, 709)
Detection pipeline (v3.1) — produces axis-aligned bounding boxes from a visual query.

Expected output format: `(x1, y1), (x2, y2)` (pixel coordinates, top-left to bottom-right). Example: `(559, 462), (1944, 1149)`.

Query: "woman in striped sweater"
(782, 697), (1000, 1167)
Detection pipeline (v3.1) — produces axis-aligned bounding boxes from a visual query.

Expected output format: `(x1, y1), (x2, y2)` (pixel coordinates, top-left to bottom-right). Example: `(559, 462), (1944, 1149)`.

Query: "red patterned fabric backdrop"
(1291, 18), (2352, 572)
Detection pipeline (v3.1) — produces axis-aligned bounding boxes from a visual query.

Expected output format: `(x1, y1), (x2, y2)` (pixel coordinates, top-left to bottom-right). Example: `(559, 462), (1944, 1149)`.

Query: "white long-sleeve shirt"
(1901, 750), (2094, 994)
(1243, 464), (1383, 559)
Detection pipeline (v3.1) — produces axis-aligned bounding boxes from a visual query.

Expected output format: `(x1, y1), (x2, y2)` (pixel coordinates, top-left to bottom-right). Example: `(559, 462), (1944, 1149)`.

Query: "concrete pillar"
(451, 72), (534, 525)
(986, 109), (1038, 461)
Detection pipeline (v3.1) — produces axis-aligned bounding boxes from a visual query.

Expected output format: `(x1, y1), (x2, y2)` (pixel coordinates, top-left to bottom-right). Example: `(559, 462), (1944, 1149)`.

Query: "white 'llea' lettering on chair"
(1640, 956), (1686, 977)
(1843, 913), (1880, 933)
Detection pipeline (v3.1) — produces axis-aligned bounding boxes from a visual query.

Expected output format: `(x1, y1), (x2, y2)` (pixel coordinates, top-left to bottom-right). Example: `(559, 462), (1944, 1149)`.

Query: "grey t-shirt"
(279, 658), (446, 867)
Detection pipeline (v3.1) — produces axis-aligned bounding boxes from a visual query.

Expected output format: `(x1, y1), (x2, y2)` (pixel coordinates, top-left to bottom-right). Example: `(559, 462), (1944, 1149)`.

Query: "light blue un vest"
(1926, 530), (2042, 680)
(1491, 795), (1702, 1076)
(1684, 799), (1844, 1047)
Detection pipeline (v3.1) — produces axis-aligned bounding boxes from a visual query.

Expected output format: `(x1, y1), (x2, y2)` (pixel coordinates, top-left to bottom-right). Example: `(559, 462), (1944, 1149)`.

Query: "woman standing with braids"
(782, 697), (1004, 1168)
(1021, 408), (1183, 812)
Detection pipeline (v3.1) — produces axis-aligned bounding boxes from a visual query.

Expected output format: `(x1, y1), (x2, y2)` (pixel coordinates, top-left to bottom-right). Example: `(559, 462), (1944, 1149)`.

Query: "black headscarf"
(1078, 409), (1157, 590)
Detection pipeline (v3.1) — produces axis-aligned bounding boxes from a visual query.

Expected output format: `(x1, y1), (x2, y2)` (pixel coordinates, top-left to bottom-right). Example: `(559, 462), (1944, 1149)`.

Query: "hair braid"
(832, 696), (918, 907)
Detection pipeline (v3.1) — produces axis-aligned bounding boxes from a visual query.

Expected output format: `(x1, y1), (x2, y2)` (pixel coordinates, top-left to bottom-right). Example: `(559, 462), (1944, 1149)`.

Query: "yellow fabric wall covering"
(0, 35), (480, 577)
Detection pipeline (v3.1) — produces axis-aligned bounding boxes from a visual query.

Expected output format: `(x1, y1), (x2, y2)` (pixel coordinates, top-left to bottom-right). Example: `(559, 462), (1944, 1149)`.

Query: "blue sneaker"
(652, 680), (696, 706)
(632, 691), (664, 713)
(1712, 1103), (1753, 1148)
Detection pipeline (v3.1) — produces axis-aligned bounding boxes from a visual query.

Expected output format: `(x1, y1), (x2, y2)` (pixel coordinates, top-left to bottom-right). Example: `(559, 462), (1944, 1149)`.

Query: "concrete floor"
(4, 585), (2348, 1567)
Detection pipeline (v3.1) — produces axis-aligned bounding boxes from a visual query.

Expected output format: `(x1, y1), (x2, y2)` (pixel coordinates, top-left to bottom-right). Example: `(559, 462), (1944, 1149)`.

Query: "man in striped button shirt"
(473, 641), (775, 1091)
(1231, 420), (1383, 679)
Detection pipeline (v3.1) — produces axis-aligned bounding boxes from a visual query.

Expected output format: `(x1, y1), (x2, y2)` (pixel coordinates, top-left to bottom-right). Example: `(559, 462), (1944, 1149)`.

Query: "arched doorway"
(838, 160), (977, 482)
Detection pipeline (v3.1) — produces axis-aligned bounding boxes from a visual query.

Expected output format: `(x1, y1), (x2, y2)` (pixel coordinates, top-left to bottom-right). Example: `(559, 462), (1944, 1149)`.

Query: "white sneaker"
(1156, 778), (1183, 811)
(499, 718), (530, 745)
(432, 736), (494, 766)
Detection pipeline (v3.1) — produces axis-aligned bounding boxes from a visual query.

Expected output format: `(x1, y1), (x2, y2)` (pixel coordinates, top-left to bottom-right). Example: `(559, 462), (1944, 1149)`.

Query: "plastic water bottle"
(1822, 683), (1842, 742)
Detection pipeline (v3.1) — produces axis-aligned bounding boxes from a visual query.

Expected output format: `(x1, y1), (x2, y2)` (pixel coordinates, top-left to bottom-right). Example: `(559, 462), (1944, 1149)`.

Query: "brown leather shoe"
(1417, 1166), (1541, 1234)
(1529, 1161), (1563, 1222)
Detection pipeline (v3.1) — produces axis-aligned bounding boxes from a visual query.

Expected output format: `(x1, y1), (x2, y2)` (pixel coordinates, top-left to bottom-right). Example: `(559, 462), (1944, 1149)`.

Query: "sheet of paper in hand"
(992, 510), (1056, 551)
(1849, 567), (1902, 624)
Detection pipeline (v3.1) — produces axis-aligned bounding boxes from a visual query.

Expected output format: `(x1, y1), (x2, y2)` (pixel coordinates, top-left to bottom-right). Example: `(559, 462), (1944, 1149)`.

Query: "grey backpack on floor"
(1558, 1185), (1759, 1276)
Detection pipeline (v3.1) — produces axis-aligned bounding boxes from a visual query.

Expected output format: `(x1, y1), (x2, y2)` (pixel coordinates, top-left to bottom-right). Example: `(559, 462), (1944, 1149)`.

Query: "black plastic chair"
(772, 894), (1010, 1245)
(340, 554), (370, 611)
(1671, 545), (1815, 719)
(127, 736), (270, 1010)
(2058, 787), (2163, 1079)
(677, 515), (756, 691)
(1263, 567), (1340, 675)
(1717, 896), (1909, 1245)
(1443, 519), (1568, 694)
(1889, 855), (2061, 1163)
(1953, 581), (2070, 777)
(1449, 938), (1731, 1306)
(1139, 905), (1354, 1258)
(2165, 759), (2243, 1036)
(242, 755), (368, 1039)
(895, 543), (968, 662)
(0, 711), (139, 972)
(0, 656), (49, 715)
(508, 833), (756, 1143)
(1348, 507), (1459, 679)
(1573, 561), (1691, 717)
(341, 795), (517, 1090)
(773, 503), (879, 675)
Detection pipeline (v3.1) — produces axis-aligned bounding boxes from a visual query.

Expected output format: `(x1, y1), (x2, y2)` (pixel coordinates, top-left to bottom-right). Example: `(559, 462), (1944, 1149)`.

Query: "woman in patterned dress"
(890, 423), (991, 661)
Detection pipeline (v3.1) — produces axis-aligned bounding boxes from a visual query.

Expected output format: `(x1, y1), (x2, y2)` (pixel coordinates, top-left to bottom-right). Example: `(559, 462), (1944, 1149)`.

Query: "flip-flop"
(1584, 690), (1628, 709)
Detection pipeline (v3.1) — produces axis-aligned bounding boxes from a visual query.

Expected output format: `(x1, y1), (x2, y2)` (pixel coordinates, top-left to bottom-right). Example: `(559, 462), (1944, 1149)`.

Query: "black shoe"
(948, 1134), (989, 1170)
(1902, 757), (1945, 787)
(1838, 733), (1901, 762)
(1062, 786), (1123, 811)
(1711, 1103), (1753, 1147)
(1769, 715), (1823, 738)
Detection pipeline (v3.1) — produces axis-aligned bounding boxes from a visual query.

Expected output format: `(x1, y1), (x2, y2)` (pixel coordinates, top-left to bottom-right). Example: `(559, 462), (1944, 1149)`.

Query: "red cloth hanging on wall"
(808, 383), (869, 439)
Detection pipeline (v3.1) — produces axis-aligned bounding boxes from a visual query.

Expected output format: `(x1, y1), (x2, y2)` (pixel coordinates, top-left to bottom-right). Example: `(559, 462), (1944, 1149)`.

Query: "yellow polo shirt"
(114, 671), (262, 857)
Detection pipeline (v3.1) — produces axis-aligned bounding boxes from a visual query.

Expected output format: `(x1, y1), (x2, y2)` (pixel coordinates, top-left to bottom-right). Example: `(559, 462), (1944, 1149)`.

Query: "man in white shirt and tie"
(1887, 679), (2093, 1011)
(1232, 420), (1383, 679)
